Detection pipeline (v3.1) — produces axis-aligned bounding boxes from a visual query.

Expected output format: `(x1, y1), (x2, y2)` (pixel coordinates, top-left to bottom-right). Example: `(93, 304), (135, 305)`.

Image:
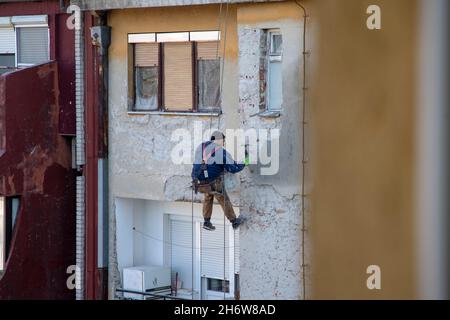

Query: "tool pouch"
(194, 179), (214, 194)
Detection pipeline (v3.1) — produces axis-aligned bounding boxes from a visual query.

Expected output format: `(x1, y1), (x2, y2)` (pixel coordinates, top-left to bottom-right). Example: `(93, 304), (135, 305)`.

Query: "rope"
(191, 187), (195, 300)
(217, 0), (230, 132)
(186, 0), (231, 300)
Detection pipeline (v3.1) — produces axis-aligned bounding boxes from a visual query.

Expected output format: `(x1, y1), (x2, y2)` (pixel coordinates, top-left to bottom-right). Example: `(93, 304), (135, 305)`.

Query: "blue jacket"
(191, 141), (245, 182)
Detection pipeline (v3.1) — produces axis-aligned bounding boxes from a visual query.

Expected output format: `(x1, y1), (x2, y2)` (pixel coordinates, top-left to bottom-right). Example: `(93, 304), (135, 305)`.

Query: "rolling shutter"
(163, 42), (193, 111)
(197, 41), (219, 60)
(201, 224), (230, 280)
(16, 27), (49, 65)
(135, 43), (159, 67)
(170, 220), (193, 290)
(0, 28), (15, 54)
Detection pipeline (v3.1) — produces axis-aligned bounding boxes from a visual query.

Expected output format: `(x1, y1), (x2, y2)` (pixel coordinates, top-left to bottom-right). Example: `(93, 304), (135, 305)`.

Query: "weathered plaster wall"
(237, 1), (304, 300)
(107, 4), (241, 298)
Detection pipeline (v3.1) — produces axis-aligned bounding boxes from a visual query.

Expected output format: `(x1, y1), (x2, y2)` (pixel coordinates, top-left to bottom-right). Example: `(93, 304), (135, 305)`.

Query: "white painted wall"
(115, 198), (239, 287)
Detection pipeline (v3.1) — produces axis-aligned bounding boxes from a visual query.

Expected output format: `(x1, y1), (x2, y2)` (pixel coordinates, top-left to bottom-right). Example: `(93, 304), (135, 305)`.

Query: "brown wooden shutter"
(197, 41), (219, 60)
(135, 43), (159, 67)
(163, 42), (193, 111)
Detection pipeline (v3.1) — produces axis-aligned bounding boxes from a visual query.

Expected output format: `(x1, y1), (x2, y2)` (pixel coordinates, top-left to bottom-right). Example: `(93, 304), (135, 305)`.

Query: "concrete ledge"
(72, 0), (284, 11)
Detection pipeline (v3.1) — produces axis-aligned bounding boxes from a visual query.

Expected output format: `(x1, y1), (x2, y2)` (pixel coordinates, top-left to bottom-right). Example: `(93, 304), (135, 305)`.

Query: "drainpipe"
(293, 0), (309, 300)
(90, 15), (111, 300)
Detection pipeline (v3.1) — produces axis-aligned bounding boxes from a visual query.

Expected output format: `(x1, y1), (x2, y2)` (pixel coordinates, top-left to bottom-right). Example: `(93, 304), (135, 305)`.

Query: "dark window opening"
(207, 278), (230, 293)
(0, 196), (21, 272)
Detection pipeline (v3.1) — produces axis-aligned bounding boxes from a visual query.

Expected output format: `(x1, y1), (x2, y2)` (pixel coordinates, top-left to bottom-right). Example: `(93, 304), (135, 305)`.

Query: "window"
(16, 26), (49, 66)
(259, 29), (283, 115)
(128, 31), (221, 113)
(0, 197), (4, 272)
(164, 41), (194, 111)
(197, 41), (221, 112)
(206, 278), (230, 293)
(0, 196), (20, 272)
(267, 30), (283, 111)
(0, 15), (49, 70)
(134, 43), (160, 111)
(0, 22), (16, 73)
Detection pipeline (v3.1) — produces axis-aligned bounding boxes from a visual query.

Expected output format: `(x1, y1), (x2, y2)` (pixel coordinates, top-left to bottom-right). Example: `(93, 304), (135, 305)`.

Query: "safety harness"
(193, 144), (222, 194)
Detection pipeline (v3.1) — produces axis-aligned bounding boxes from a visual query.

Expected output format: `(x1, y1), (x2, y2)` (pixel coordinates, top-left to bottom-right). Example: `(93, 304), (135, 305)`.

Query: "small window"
(267, 30), (283, 111)
(0, 197), (4, 272)
(128, 31), (221, 113)
(207, 278), (230, 293)
(16, 26), (49, 66)
(0, 196), (20, 272)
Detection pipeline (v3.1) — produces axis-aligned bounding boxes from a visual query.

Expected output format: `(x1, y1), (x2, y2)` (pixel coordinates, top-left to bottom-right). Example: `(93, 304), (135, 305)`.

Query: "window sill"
(250, 110), (281, 118)
(128, 111), (221, 117)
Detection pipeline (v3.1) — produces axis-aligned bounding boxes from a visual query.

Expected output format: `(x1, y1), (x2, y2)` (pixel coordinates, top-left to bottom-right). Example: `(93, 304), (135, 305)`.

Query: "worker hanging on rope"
(192, 131), (249, 231)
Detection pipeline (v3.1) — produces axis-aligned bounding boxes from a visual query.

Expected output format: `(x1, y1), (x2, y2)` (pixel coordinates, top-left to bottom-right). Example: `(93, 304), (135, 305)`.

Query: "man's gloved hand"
(244, 144), (250, 166)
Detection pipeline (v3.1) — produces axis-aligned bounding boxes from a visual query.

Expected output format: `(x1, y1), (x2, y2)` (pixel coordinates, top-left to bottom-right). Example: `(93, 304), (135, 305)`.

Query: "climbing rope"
(188, 0), (231, 300)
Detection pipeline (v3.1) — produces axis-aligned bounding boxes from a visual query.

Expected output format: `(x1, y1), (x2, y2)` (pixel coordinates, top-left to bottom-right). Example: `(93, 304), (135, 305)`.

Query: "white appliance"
(123, 266), (171, 300)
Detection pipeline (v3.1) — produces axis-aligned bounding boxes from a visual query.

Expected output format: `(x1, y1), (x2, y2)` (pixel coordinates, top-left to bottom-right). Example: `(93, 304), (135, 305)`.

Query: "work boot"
(203, 220), (216, 231)
(231, 217), (242, 230)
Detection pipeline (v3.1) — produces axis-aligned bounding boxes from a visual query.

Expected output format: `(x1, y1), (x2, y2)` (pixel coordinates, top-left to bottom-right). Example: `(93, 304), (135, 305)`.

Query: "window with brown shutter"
(128, 31), (221, 114)
(163, 42), (194, 111)
(197, 41), (221, 112)
(134, 43), (160, 111)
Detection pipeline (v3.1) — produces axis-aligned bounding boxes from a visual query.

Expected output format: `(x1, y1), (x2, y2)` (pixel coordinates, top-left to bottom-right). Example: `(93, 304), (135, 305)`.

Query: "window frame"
(266, 29), (283, 112)
(131, 42), (163, 112)
(15, 24), (50, 68)
(128, 31), (221, 114)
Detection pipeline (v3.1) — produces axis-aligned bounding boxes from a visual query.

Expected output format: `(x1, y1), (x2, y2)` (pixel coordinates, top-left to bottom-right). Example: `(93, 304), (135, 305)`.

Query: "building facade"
(0, 0), (447, 300)
(0, 0), (76, 299)
(73, 0), (307, 300)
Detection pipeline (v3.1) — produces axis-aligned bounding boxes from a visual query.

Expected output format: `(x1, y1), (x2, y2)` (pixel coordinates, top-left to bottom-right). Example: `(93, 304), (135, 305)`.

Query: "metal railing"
(115, 287), (192, 301)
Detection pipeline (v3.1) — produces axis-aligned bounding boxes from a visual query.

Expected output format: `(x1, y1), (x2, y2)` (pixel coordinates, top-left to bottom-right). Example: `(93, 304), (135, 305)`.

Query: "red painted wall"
(0, 62), (75, 299)
(0, 0), (76, 136)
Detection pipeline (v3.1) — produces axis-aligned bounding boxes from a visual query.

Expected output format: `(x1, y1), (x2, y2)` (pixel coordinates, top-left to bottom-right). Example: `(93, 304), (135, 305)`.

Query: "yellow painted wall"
(108, 4), (238, 62)
(237, 1), (304, 24)
(309, 0), (417, 299)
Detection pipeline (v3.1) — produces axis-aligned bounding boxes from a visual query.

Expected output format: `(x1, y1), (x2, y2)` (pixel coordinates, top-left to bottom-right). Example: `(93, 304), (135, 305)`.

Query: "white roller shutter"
(170, 219), (193, 290)
(0, 28), (15, 54)
(16, 27), (49, 65)
(201, 224), (230, 280)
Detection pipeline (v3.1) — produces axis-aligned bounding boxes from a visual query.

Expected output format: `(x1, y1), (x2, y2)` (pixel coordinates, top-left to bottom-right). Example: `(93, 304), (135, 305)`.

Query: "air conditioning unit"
(123, 266), (171, 300)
